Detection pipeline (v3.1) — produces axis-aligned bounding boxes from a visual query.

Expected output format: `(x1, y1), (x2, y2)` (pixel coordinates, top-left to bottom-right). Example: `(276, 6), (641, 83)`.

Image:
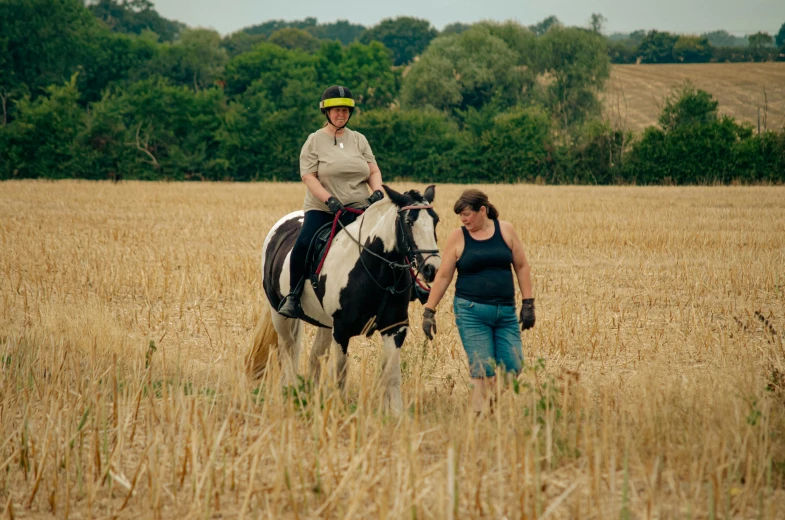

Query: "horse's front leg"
(308, 327), (332, 384)
(381, 325), (407, 417)
(271, 310), (302, 386)
(328, 334), (349, 392)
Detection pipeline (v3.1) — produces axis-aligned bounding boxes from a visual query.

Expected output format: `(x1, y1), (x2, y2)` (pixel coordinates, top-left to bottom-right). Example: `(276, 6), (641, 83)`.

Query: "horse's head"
(383, 184), (441, 283)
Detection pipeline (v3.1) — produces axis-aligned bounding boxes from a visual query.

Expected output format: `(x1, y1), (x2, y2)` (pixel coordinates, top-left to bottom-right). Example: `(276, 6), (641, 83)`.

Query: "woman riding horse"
(250, 185), (441, 415)
(278, 85), (386, 319)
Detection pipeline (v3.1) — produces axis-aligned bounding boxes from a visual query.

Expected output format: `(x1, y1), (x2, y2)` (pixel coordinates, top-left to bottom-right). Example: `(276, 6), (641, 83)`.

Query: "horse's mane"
(352, 198), (397, 247)
(340, 189), (432, 252)
(339, 189), (424, 253)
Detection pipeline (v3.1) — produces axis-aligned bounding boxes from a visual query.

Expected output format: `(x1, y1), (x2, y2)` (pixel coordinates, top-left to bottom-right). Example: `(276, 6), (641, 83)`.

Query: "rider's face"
(327, 107), (350, 127)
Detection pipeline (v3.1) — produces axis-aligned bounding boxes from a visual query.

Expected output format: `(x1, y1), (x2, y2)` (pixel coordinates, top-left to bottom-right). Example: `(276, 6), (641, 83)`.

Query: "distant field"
(605, 63), (785, 132)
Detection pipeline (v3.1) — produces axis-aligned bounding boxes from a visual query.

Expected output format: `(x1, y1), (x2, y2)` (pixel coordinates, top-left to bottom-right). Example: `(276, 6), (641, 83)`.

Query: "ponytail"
(486, 203), (499, 220)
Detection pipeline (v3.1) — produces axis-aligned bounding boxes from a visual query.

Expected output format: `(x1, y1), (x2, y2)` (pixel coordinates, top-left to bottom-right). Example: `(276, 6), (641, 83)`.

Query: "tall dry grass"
(1, 180), (784, 518)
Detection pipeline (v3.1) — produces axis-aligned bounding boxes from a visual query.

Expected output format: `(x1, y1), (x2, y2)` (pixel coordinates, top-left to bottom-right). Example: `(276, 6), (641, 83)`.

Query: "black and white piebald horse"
(246, 185), (441, 414)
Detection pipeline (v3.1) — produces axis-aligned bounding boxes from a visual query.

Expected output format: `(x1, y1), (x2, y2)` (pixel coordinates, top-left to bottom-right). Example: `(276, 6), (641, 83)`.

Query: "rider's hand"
(519, 298), (535, 331)
(366, 190), (384, 207)
(422, 307), (437, 340)
(326, 196), (344, 214)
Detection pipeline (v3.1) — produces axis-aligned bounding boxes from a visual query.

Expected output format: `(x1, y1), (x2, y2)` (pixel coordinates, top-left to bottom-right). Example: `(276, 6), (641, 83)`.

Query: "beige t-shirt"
(300, 128), (376, 212)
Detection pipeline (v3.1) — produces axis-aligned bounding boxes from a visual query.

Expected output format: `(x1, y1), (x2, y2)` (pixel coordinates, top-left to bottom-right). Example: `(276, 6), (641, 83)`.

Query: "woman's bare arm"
(502, 221), (533, 300)
(367, 163), (383, 192)
(424, 228), (462, 311)
(301, 173), (332, 203)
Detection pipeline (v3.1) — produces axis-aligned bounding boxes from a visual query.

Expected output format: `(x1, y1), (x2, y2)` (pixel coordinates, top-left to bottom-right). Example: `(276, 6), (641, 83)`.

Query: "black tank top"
(455, 219), (515, 306)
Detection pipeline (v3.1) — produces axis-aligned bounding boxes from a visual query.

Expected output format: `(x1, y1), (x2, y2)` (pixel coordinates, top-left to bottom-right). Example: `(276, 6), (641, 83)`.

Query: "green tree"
(624, 83), (742, 184)
(480, 107), (552, 182)
(673, 35), (713, 63)
(638, 30), (678, 63)
(536, 26), (611, 125)
(472, 21), (538, 68)
(88, 0), (185, 42)
(316, 41), (399, 110)
(567, 121), (629, 184)
(78, 30), (158, 102)
(589, 13), (607, 34)
(441, 22), (471, 36)
(80, 89), (137, 179)
(242, 17), (317, 38)
(401, 28), (522, 113)
(608, 30), (646, 46)
(216, 86), (318, 181)
(310, 20), (366, 45)
(1, 75), (91, 179)
(268, 28), (321, 53)
(222, 42), (316, 100)
(1, 0), (101, 104)
(607, 41), (638, 64)
(607, 30), (645, 64)
(529, 16), (561, 37)
(351, 108), (460, 181)
(702, 30), (747, 47)
(748, 31), (774, 61)
(220, 31), (266, 58)
(625, 116), (753, 184)
(748, 31), (773, 48)
(149, 29), (228, 91)
(114, 77), (227, 179)
(359, 16), (438, 65)
(658, 81), (718, 132)
(776, 22), (785, 48)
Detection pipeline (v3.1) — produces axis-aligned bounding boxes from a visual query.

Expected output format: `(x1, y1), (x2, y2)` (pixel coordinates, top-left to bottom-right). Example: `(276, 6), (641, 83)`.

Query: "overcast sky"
(149, 0), (785, 37)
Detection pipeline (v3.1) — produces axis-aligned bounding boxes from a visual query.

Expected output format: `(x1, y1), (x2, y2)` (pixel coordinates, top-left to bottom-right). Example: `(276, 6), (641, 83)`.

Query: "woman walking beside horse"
(421, 189), (536, 414)
(278, 85), (386, 319)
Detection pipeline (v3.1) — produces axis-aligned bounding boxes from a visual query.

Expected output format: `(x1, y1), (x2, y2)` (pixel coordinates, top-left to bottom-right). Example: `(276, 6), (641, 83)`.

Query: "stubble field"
(1, 180), (785, 518)
(605, 63), (785, 132)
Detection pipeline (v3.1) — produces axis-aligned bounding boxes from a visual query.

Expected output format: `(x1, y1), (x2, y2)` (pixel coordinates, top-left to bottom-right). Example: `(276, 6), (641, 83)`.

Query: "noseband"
(396, 205), (440, 290)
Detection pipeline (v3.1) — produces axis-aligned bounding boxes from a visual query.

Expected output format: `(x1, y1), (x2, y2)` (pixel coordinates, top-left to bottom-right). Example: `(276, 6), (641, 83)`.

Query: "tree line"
(607, 27), (785, 64)
(1, 0), (783, 184)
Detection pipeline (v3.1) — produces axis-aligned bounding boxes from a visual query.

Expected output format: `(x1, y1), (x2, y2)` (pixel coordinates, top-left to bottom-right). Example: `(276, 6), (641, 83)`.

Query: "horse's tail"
(246, 299), (278, 379)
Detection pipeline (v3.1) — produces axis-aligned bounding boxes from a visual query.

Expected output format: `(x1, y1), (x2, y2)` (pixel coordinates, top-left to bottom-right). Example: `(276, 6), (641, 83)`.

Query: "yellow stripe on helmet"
(320, 97), (355, 109)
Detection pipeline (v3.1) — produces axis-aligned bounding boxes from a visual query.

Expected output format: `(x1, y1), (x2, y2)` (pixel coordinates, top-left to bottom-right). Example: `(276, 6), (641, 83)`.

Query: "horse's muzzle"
(421, 263), (437, 283)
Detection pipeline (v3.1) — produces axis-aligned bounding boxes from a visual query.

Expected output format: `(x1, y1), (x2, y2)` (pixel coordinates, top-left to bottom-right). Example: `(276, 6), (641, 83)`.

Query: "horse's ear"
(423, 185), (435, 203)
(383, 185), (408, 207)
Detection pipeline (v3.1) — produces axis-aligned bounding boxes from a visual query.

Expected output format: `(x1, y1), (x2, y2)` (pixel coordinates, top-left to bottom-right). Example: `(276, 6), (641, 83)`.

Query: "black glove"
(519, 298), (535, 331)
(326, 196), (344, 214)
(422, 307), (437, 340)
(366, 190), (384, 206)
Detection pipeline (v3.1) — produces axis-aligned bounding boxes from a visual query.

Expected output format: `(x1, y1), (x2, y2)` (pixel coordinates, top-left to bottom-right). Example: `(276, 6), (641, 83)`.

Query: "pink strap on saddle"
(314, 207), (364, 276)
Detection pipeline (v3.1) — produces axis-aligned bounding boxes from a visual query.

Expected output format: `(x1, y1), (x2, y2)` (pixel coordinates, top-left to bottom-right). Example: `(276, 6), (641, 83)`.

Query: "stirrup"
(277, 293), (301, 319)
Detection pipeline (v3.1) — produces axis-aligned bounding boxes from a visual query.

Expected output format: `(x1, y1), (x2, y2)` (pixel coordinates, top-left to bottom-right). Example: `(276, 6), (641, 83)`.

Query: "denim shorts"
(454, 296), (523, 378)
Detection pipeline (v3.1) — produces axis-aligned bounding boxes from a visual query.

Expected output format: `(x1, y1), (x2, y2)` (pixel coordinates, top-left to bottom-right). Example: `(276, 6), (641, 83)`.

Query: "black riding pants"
(288, 210), (357, 294)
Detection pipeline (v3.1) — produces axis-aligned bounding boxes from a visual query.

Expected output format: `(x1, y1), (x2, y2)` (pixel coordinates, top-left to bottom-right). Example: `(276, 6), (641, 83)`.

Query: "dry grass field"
(605, 63), (785, 132)
(2, 180), (785, 518)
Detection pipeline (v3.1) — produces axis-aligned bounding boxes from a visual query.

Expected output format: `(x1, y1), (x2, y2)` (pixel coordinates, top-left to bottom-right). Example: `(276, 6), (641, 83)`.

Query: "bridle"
(396, 205), (440, 292)
(333, 203), (440, 295)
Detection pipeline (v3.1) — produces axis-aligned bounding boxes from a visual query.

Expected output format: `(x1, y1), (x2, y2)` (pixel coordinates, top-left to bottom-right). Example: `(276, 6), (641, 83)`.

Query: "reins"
(326, 203), (438, 296)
